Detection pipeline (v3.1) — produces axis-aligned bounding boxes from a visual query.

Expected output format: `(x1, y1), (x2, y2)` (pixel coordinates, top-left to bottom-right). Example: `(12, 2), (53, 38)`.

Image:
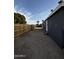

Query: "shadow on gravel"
(14, 42), (32, 59)
(14, 31), (33, 59)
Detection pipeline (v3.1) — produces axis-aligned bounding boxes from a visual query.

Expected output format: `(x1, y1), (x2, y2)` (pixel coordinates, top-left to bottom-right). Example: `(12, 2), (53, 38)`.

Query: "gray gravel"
(14, 31), (64, 59)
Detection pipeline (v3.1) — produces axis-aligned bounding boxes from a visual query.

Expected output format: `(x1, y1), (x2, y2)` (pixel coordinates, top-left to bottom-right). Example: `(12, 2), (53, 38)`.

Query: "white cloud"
(14, 5), (32, 21)
(27, 20), (36, 24)
(14, 5), (51, 24)
(27, 10), (51, 24)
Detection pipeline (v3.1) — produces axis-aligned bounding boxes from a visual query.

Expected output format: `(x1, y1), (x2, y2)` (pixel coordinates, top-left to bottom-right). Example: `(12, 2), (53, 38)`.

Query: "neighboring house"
(34, 25), (43, 30)
(43, 0), (64, 48)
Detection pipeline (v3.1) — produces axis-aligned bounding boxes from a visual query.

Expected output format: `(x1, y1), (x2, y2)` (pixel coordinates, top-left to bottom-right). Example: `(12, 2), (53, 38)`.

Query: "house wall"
(48, 7), (64, 48)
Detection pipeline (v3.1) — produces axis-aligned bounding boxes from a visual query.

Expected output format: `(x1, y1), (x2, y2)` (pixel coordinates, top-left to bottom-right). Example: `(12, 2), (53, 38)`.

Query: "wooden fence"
(14, 24), (33, 37)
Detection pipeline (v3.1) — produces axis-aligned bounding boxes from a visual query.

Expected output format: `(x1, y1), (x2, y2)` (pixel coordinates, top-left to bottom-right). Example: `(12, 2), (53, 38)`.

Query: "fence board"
(14, 24), (32, 37)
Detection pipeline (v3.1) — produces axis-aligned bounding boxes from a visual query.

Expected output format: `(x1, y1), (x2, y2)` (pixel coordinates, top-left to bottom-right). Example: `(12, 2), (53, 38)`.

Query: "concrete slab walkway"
(14, 31), (64, 59)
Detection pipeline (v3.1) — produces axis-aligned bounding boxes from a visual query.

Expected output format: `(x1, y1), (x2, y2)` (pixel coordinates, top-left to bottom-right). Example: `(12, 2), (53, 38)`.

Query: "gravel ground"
(14, 31), (64, 59)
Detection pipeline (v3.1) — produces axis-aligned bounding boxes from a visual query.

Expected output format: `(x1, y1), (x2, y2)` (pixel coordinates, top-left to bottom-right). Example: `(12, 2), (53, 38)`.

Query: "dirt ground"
(14, 31), (64, 59)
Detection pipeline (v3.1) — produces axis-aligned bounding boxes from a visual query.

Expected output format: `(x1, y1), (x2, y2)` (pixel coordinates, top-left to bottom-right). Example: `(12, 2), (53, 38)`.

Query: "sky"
(14, 0), (59, 24)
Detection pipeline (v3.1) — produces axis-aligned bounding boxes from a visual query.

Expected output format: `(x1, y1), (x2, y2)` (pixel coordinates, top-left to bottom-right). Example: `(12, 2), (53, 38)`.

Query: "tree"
(36, 21), (40, 27)
(14, 13), (27, 24)
(37, 21), (39, 25)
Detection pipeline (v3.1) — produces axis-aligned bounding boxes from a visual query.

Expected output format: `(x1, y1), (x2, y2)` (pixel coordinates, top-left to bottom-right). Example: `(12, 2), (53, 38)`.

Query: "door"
(46, 20), (48, 32)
